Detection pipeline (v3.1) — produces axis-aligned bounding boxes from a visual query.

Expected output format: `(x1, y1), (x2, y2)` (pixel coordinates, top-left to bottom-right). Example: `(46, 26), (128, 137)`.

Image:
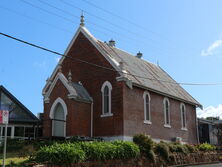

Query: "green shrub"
(155, 142), (170, 161)
(112, 141), (140, 159)
(80, 141), (140, 161)
(185, 144), (198, 153)
(146, 150), (156, 162)
(198, 143), (216, 151)
(80, 142), (116, 161)
(133, 134), (155, 161)
(35, 141), (140, 165)
(168, 143), (189, 154)
(35, 143), (86, 165)
(133, 134), (153, 151)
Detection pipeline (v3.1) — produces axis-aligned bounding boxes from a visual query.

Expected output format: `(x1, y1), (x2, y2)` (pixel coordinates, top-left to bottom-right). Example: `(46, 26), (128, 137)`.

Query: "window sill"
(181, 127), (188, 131)
(144, 120), (152, 125)
(164, 124), (171, 128)
(100, 113), (113, 117)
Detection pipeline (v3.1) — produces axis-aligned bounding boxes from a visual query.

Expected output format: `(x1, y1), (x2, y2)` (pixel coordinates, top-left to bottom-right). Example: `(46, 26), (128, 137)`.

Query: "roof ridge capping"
(105, 44), (158, 67)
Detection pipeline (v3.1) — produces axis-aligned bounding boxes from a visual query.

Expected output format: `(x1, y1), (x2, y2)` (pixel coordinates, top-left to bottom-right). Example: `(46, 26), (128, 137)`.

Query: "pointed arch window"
(163, 98), (171, 128)
(180, 103), (187, 130)
(49, 97), (67, 137)
(143, 91), (151, 124)
(101, 81), (113, 117)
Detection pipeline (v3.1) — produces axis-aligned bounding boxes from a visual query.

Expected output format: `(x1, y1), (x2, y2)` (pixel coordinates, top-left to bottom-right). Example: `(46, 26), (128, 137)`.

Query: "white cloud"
(33, 61), (47, 68)
(55, 57), (60, 63)
(201, 39), (222, 56)
(197, 104), (222, 119)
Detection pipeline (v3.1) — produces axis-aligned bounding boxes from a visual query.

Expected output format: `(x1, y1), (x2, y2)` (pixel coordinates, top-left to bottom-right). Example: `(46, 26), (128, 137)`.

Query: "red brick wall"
(66, 100), (91, 136)
(44, 32), (124, 137)
(43, 79), (91, 137)
(123, 85), (198, 144)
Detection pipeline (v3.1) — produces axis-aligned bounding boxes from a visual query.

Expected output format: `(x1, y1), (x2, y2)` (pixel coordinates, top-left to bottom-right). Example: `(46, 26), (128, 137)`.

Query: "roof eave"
(132, 82), (202, 109)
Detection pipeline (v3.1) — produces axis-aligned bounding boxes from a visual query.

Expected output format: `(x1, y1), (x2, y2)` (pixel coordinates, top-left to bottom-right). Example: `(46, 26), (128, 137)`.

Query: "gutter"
(90, 102), (94, 137)
(132, 82), (202, 109)
(196, 114), (200, 144)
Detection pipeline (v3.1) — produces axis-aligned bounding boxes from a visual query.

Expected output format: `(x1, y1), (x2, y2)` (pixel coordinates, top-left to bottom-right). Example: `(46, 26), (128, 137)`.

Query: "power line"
(20, 0), (142, 41)
(80, 0), (193, 54)
(0, 5), (73, 34)
(20, 0), (75, 23)
(36, 0), (155, 45)
(20, 0), (176, 57)
(36, 0), (124, 37)
(1, 31), (222, 86)
(0, 3), (112, 38)
(59, 0), (158, 43)
(0, 4), (159, 56)
(0, 4), (115, 44)
(59, 0), (182, 56)
(80, 0), (167, 38)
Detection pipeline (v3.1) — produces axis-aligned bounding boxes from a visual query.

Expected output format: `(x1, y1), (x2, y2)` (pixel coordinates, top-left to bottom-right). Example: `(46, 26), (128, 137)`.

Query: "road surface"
(188, 163), (222, 167)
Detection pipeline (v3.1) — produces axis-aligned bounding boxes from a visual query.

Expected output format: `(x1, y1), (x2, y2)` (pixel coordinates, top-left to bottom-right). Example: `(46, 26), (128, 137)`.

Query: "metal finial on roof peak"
(68, 70), (72, 84)
(80, 13), (85, 26)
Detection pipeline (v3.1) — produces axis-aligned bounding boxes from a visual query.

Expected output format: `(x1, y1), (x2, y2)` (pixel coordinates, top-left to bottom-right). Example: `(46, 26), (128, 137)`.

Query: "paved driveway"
(187, 163), (222, 167)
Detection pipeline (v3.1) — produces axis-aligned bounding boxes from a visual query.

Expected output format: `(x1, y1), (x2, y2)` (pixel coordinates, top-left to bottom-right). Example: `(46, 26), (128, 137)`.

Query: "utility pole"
(0, 109), (9, 167)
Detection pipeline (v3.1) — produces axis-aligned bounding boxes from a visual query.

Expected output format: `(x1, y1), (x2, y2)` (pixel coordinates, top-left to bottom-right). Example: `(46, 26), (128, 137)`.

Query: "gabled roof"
(96, 41), (202, 107)
(0, 85), (39, 123)
(71, 82), (92, 103)
(42, 26), (121, 95)
(44, 72), (92, 103)
(43, 25), (201, 108)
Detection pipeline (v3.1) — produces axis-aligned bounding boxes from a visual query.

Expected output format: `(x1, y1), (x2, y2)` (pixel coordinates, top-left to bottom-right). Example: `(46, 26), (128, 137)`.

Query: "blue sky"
(0, 0), (222, 117)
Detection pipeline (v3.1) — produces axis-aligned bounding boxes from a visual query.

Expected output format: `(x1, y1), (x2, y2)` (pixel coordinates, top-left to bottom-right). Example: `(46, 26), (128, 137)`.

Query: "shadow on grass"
(0, 152), (29, 166)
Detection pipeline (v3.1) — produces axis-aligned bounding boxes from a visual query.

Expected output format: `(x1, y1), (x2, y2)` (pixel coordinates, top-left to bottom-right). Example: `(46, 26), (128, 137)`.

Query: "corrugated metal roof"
(96, 41), (201, 107)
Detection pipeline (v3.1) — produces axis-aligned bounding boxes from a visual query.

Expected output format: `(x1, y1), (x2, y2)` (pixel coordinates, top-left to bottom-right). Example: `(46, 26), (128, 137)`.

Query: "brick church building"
(42, 16), (202, 144)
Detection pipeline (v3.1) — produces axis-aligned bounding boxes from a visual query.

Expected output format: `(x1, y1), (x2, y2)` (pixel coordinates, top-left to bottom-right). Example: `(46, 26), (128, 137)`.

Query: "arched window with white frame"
(143, 91), (151, 124)
(163, 97), (171, 127)
(101, 81), (113, 117)
(49, 97), (67, 137)
(180, 103), (187, 130)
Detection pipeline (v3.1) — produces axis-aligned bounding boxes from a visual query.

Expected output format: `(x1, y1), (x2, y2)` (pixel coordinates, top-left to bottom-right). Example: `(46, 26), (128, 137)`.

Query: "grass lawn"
(0, 152), (28, 165)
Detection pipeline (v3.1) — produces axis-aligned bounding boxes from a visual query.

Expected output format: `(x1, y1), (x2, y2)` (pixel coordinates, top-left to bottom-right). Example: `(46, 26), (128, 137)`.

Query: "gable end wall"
(44, 32), (124, 137)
